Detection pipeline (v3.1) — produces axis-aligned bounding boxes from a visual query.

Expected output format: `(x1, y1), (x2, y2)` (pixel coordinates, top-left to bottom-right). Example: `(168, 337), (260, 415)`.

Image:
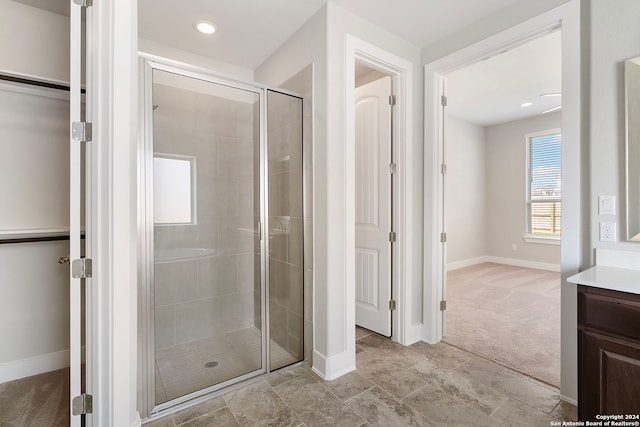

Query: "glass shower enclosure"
(138, 58), (304, 417)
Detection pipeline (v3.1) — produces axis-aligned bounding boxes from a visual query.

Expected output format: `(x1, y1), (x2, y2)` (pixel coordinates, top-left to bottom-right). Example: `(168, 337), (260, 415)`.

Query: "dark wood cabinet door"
(579, 329), (640, 421)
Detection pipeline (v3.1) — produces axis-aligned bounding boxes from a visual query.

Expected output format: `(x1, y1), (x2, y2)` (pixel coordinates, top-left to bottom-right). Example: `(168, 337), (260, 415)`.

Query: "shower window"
(153, 154), (196, 225)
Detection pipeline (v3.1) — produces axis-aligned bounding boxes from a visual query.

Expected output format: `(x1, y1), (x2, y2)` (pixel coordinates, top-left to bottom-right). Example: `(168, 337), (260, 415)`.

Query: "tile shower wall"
(278, 66), (313, 362)
(267, 65), (313, 365)
(280, 66), (313, 362)
(268, 91), (304, 364)
(153, 82), (260, 350)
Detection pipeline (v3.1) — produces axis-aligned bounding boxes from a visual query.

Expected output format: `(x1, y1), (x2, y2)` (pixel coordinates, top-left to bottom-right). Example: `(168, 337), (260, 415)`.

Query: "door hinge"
(388, 163), (396, 174)
(72, 121), (92, 143)
(440, 232), (447, 243)
(441, 95), (448, 107)
(441, 164), (447, 175)
(389, 231), (397, 243)
(389, 95), (396, 106)
(72, 393), (93, 415)
(73, 0), (93, 6)
(440, 300), (447, 311)
(389, 300), (397, 310)
(71, 258), (92, 279)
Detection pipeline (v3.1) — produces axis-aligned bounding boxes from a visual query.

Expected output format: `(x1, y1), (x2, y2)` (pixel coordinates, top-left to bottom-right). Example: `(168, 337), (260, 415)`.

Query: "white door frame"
(423, 0), (582, 402)
(346, 35), (417, 345)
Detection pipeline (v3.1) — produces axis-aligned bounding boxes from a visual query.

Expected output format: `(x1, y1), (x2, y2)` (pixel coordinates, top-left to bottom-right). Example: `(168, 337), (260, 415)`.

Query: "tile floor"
(144, 327), (577, 426)
(156, 327), (298, 403)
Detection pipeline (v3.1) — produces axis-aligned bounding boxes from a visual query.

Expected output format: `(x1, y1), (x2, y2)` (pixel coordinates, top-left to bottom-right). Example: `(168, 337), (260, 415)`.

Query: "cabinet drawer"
(578, 286), (640, 341)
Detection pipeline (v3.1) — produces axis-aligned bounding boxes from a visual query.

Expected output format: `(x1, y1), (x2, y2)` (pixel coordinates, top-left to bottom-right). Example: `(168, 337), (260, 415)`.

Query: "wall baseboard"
(486, 256), (560, 272)
(311, 349), (356, 381)
(447, 255), (560, 273)
(402, 323), (424, 346)
(0, 349), (70, 384)
(447, 256), (489, 271)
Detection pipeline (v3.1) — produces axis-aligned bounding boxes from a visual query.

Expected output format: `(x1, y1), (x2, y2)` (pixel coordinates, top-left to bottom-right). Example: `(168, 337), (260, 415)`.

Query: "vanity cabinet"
(578, 285), (640, 421)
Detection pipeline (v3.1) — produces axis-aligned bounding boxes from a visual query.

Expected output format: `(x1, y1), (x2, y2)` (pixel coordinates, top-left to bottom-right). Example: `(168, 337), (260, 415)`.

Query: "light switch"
(598, 195), (616, 215)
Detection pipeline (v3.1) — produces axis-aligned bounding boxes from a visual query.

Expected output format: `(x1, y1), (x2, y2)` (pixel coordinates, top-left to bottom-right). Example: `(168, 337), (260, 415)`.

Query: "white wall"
(446, 116), (487, 265)
(255, 4), (329, 368)
(0, 241), (70, 382)
(138, 39), (254, 82)
(485, 112), (562, 266)
(257, 3), (424, 379)
(589, 0), (640, 253)
(0, 1), (73, 383)
(322, 2), (423, 376)
(420, 0), (571, 66)
(0, 0), (70, 82)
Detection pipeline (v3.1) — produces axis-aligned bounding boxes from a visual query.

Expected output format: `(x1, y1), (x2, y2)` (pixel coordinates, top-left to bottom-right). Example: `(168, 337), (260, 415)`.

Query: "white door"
(355, 76), (392, 337)
(69, 1), (90, 425)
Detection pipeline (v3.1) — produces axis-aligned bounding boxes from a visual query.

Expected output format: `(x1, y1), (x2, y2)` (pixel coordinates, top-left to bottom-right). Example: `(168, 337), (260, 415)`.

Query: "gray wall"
(589, 0), (640, 251)
(446, 116), (487, 264)
(485, 112), (562, 265)
(447, 112), (562, 268)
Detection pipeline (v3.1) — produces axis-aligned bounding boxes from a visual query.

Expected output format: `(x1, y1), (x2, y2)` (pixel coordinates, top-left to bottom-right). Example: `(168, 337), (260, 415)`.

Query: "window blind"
(528, 132), (561, 236)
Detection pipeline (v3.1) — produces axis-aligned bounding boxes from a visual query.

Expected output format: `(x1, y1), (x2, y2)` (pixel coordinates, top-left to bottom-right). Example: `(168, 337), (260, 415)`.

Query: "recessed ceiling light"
(541, 105), (562, 114)
(194, 20), (216, 35)
(540, 93), (562, 97)
(521, 102), (533, 107)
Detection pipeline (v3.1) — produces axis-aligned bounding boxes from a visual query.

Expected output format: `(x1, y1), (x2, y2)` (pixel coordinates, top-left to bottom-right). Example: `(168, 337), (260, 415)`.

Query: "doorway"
(423, 0), (582, 401)
(354, 62), (394, 338)
(441, 30), (562, 387)
(346, 35), (418, 350)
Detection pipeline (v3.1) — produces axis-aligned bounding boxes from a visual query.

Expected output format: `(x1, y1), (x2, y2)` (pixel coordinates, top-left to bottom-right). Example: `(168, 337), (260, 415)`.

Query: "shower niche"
(139, 59), (304, 417)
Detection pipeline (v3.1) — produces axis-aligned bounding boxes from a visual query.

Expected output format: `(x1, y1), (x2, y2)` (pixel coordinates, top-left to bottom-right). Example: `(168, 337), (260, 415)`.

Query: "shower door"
(141, 63), (266, 413)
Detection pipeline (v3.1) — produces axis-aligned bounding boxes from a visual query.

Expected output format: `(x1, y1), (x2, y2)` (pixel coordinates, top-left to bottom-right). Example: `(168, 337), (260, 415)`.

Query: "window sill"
(523, 234), (560, 245)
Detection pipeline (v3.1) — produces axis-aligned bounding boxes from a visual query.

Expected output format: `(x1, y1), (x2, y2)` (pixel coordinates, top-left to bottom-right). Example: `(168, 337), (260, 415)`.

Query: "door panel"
(149, 68), (264, 407)
(355, 76), (392, 337)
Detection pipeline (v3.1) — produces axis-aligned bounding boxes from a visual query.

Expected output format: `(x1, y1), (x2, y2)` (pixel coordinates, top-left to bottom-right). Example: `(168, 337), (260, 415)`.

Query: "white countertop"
(567, 266), (640, 295)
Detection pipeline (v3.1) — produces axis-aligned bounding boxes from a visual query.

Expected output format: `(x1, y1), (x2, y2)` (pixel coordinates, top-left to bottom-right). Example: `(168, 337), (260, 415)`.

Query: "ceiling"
(14, 0), (530, 70)
(13, 0), (557, 125)
(446, 30), (562, 127)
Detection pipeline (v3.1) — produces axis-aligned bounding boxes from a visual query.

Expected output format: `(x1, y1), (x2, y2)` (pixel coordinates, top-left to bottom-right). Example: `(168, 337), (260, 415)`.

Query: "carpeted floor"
(444, 262), (560, 387)
(0, 368), (69, 426)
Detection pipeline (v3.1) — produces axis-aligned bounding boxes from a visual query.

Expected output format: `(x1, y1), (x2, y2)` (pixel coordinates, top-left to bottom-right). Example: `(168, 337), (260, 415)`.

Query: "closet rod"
(0, 72), (85, 93)
(1, 71), (88, 245)
(0, 234), (86, 245)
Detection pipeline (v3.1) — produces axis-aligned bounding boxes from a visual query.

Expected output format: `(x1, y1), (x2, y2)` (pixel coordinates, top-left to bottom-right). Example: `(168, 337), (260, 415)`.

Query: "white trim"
(446, 255), (560, 272)
(447, 256), (489, 271)
(311, 350), (356, 381)
(345, 34), (417, 351)
(424, 0), (582, 401)
(523, 234), (561, 245)
(0, 350), (70, 384)
(90, 0), (141, 425)
(485, 256), (560, 273)
(560, 395), (578, 406)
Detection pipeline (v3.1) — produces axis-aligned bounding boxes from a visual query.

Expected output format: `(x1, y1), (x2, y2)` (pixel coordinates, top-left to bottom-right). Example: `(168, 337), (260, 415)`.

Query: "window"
(526, 131), (561, 238)
(154, 154), (196, 225)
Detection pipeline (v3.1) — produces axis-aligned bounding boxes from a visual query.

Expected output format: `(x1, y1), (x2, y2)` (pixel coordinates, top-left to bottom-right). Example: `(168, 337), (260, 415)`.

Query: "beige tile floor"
(144, 327), (577, 427)
(156, 327), (298, 403)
